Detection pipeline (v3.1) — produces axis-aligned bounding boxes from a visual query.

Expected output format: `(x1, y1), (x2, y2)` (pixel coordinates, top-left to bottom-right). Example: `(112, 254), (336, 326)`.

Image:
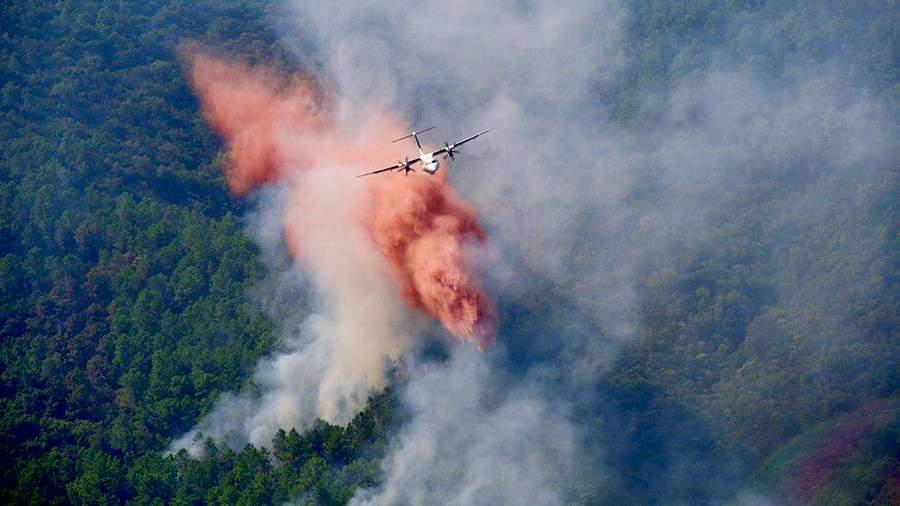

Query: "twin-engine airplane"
(357, 126), (492, 177)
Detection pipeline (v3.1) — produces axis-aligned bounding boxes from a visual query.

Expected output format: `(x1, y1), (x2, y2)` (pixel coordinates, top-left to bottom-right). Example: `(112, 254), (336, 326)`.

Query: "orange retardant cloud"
(187, 50), (331, 195)
(185, 48), (497, 349)
(366, 175), (497, 349)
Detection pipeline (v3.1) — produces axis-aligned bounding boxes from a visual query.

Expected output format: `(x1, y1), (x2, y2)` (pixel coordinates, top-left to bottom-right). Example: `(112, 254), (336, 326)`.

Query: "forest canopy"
(1, 0), (897, 505)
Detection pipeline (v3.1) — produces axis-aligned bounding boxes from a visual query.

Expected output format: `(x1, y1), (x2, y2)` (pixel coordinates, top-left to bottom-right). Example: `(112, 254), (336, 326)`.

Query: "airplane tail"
(393, 126), (436, 149)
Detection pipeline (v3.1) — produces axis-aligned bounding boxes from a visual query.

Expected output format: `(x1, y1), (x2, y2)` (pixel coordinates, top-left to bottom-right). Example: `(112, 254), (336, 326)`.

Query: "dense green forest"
(0, 1), (362, 503)
(1, 0), (898, 504)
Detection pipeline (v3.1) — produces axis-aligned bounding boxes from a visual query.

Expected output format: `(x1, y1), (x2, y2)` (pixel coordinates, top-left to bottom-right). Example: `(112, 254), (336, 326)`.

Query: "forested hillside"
(1, 0), (897, 505)
(1, 1), (286, 502)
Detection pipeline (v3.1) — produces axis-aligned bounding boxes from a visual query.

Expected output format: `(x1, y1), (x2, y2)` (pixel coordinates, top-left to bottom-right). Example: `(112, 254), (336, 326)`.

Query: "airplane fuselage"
(420, 152), (441, 174)
(357, 127), (489, 178)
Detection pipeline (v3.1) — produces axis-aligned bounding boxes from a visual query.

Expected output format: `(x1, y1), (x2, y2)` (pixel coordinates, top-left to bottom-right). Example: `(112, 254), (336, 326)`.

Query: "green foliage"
(0, 3), (399, 502)
(0, 0), (287, 503)
(118, 390), (397, 506)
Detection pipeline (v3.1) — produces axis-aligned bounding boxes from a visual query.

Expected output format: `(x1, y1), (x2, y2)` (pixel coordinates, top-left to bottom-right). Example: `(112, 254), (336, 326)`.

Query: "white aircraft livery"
(357, 126), (492, 177)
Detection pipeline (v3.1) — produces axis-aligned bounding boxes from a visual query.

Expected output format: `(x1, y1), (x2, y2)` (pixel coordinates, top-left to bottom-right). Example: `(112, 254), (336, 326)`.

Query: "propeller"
(397, 156), (414, 176)
(442, 142), (459, 160)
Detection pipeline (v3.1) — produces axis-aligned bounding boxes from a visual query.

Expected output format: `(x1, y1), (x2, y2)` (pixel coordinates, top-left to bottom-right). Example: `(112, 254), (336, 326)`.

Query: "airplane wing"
(356, 157), (422, 177)
(432, 128), (493, 156)
(454, 128), (493, 147)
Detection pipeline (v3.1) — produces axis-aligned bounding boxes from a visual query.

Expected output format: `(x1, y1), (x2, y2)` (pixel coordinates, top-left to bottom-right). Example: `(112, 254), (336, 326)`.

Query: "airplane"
(357, 126), (492, 177)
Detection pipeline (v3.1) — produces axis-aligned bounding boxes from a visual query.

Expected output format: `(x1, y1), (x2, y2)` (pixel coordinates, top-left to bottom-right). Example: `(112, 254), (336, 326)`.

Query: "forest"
(1, 0), (897, 504)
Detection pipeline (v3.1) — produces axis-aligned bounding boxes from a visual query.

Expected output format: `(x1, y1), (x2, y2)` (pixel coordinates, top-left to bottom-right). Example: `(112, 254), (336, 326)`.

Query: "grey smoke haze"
(175, 0), (897, 502)
(174, 0), (631, 459)
(284, 0), (643, 342)
(172, 177), (429, 453)
(282, 0), (895, 503)
(351, 348), (593, 506)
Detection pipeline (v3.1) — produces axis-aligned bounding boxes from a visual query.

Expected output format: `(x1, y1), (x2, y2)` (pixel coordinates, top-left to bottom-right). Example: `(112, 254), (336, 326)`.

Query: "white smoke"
(171, 168), (428, 455)
(284, 0), (639, 337)
(268, 1), (629, 503)
(351, 348), (591, 506)
(173, 0), (897, 502)
(275, 0), (897, 502)
(174, 0), (631, 460)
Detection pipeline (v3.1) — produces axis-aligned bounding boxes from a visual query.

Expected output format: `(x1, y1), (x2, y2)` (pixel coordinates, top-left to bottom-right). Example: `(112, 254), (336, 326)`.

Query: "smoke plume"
(272, 0), (897, 503)
(171, 49), (496, 451)
(188, 50), (496, 350)
(173, 0), (897, 502)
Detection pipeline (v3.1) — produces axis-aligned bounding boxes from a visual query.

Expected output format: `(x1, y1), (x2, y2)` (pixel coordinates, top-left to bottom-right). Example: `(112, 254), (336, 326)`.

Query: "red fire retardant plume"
(185, 48), (497, 350)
